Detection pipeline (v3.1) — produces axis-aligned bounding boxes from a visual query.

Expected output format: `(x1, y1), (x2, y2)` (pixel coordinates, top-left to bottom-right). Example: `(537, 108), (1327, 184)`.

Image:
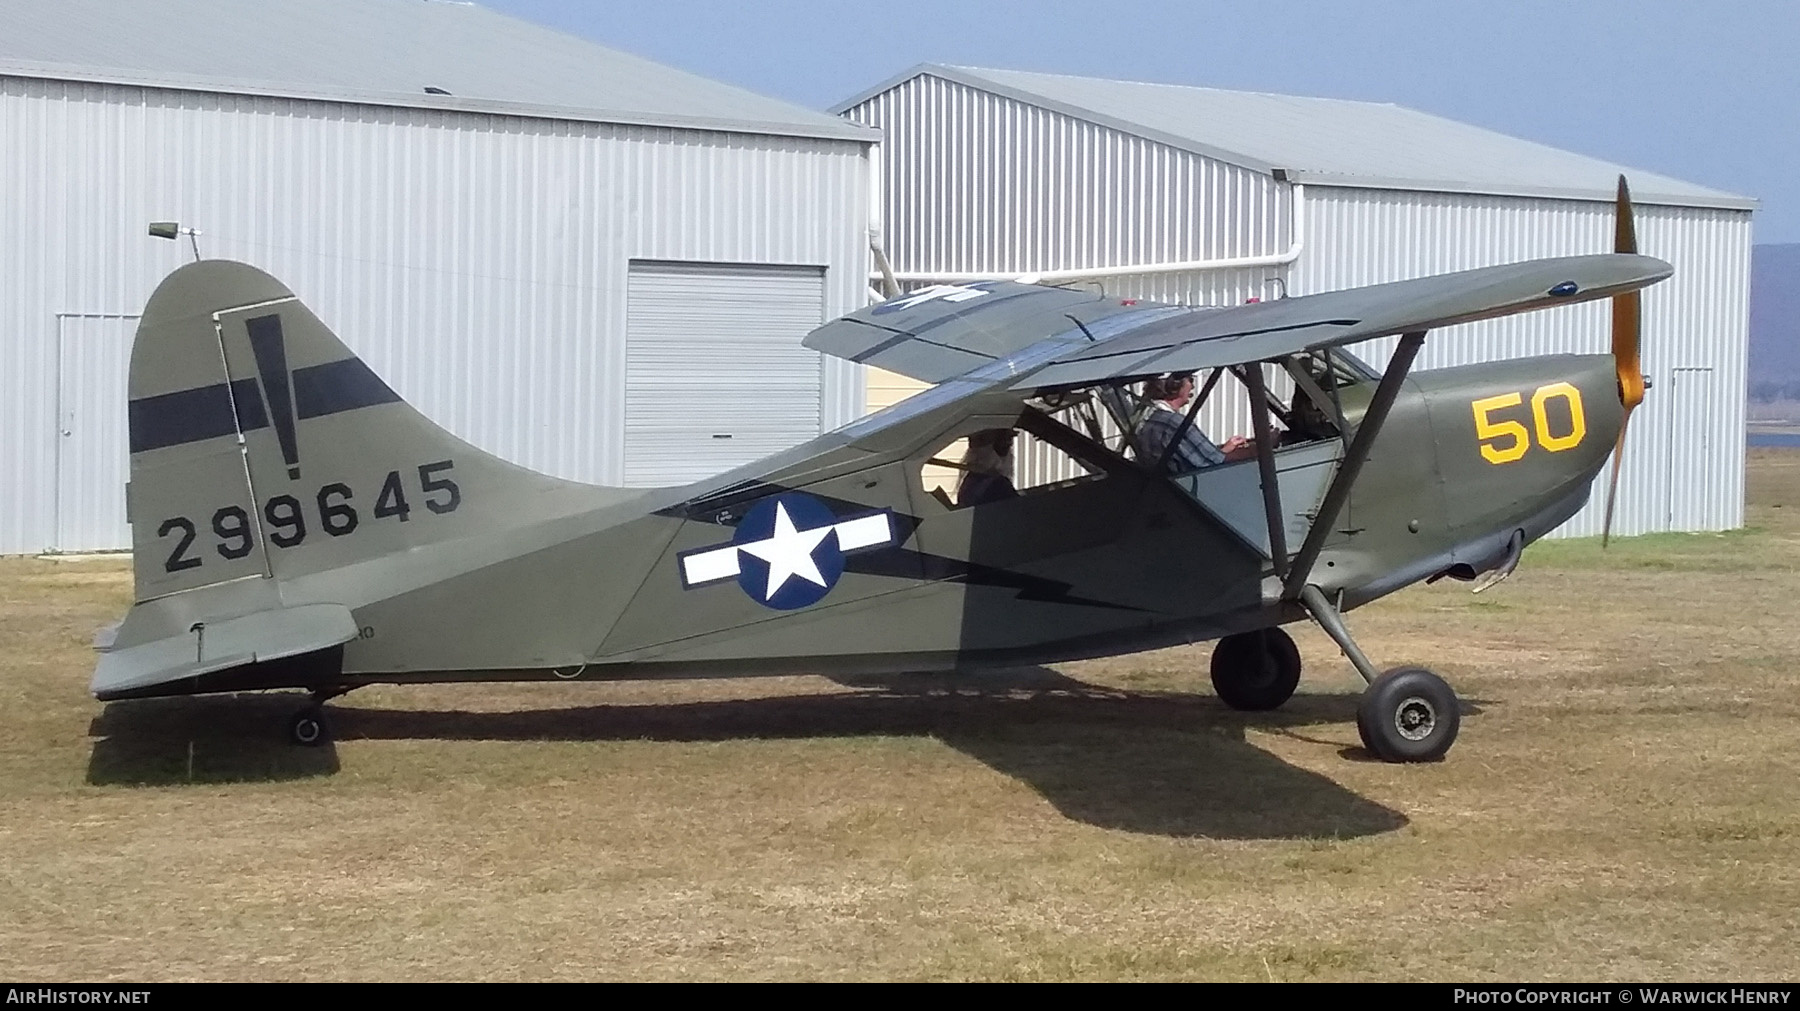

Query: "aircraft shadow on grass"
(87, 667), (1490, 840)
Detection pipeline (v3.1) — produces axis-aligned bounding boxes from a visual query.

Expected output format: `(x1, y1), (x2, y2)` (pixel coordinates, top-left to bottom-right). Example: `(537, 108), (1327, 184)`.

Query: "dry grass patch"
(1, 450), (1797, 980)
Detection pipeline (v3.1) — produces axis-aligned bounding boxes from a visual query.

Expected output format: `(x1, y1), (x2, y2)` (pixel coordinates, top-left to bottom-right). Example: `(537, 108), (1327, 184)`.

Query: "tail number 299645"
(157, 460), (461, 572)
(1471, 383), (1586, 465)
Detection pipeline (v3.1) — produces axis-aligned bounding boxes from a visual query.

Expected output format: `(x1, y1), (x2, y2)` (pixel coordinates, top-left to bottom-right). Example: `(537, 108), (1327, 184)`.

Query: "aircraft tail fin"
(126, 260), (616, 602)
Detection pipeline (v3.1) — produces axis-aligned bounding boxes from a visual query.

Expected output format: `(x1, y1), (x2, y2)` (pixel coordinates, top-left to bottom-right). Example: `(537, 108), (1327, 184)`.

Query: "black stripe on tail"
(128, 359), (401, 454)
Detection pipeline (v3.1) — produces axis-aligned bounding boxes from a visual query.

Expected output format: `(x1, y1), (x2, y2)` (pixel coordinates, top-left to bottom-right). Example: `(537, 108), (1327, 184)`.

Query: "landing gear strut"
(1210, 627), (1302, 711)
(288, 686), (354, 747)
(1299, 585), (1461, 762)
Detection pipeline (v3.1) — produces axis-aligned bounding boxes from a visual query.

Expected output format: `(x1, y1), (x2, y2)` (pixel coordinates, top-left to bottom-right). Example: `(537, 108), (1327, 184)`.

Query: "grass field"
(3, 451), (1798, 981)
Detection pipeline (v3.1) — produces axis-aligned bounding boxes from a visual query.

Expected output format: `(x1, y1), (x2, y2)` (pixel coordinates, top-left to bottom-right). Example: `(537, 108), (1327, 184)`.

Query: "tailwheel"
(1356, 666), (1460, 762)
(289, 706), (330, 747)
(1209, 627), (1302, 711)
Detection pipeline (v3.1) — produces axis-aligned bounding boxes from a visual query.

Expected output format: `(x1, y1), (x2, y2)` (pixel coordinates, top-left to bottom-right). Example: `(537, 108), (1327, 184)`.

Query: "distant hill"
(1751, 243), (1800, 400)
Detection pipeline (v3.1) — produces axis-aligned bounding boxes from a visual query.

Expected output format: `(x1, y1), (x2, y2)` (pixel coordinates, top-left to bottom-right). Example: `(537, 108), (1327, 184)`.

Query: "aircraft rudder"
(126, 261), (293, 600)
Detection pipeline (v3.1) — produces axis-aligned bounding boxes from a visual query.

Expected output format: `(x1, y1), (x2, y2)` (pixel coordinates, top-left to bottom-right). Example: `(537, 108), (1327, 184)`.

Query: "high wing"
(805, 254), (1672, 390)
(1015, 254), (1671, 391)
(802, 281), (1180, 382)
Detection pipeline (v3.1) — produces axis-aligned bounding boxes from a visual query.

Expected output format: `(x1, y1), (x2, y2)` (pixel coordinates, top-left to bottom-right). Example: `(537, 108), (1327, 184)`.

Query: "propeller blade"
(1614, 175), (1638, 254)
(1604, 176), (1645, 549)
(1601, 411), (1630, 548)
(1613, 176), (1646, 411)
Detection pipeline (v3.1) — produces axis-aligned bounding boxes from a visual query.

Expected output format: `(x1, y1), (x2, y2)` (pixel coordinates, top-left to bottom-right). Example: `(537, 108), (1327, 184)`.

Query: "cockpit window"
(1293, 348), (1377, 388)
(916, 408), (1113, 510)
(1004, 350), (1368, 484)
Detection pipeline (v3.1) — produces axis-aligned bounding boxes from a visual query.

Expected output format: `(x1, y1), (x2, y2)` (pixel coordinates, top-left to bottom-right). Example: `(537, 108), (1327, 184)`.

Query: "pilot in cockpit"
(1135, 372), (1255, 472)
(956, 428), (1020, 506)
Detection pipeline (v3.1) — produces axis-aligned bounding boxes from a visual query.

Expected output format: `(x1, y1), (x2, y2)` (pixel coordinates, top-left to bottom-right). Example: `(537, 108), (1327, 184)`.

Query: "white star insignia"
(678, 504), (895, 598)
(736, 501), (834, 600)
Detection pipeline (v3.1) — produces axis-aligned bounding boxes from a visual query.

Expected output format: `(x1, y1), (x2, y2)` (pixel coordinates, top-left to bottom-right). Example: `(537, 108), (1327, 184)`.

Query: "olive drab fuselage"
(91, 253), (1666, 704)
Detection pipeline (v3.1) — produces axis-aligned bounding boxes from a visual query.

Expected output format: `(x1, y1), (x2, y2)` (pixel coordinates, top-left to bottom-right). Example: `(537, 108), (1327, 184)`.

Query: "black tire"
(1209, 627), (1303, 710)
(289, 708), (329, 748)
(1356, 666), (1460, 762)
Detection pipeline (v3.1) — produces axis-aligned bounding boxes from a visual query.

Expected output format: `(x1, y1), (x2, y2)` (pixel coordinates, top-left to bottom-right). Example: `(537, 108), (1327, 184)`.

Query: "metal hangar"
(0, 0), (878, 554)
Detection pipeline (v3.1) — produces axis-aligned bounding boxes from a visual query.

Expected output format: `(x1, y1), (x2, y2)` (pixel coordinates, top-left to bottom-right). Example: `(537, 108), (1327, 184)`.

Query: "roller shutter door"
(625, 261), (826, 487)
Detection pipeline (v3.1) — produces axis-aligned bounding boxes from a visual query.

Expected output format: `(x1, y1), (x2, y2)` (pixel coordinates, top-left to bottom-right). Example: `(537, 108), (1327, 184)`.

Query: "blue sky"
(485, 0), (1799, 244)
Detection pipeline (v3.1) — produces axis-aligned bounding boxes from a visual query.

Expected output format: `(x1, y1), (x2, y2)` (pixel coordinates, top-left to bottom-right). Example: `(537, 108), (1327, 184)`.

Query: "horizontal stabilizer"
(91, 602), (359, 699)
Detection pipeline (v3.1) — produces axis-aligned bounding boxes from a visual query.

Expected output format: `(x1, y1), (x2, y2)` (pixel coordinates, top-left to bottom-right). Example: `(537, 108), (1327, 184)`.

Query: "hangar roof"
(0, 0), (876, 143)
(839, 65), (1753, 210)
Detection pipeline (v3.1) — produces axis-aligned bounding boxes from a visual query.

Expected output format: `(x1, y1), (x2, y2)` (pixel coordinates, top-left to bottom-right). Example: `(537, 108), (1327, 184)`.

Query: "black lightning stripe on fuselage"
(127, 358), (403, 453)
(840, 551), (1151, 613)
(660, 481), (1150, 614)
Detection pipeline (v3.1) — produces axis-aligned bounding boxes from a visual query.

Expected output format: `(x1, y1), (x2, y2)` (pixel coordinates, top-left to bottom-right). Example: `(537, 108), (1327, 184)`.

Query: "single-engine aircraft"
(92, 179), (1668, 762)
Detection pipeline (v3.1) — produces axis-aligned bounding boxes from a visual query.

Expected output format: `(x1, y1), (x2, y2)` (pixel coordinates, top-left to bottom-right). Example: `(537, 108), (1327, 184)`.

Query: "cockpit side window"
(1280, 349), (1379, 445)
(1113, 355), (1359, 476)
(914, 405), (1121, 511)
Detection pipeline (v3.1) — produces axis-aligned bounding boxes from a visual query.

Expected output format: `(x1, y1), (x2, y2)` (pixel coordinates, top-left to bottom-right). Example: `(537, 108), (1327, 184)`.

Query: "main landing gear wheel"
(1210, 628), (1303, 711)
(1356, 666), (1460, 762)
(289, 707), (330, 747)
(287, 685), (354, 746)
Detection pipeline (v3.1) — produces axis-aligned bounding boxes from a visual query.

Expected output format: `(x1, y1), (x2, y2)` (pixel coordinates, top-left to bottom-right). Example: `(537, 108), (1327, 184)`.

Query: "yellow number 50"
(1472, 382), (1586, 465)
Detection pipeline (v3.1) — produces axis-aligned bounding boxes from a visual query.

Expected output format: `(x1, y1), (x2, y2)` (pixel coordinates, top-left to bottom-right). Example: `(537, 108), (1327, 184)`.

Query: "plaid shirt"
(1136, 401), (1226, 472)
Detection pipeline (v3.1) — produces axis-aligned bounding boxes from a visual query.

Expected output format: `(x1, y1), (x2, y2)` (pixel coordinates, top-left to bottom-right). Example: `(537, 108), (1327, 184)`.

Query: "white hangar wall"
(851, 72), (1291, 304)
(1, 74), (871, 554)
(844, 72), (1751, 538)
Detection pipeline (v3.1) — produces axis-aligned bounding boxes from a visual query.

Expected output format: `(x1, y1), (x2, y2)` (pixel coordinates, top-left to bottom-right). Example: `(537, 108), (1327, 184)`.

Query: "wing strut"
(1280, 331), (1427, 601)
(1243, 362), (1289, 579)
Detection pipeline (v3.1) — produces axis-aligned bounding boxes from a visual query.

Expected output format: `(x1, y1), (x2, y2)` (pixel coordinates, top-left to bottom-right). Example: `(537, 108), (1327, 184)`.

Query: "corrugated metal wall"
(846, 74), (1752, 538)
(845, 74), (1292, 304)
(1297, 186), (1751, 536)
(0, 74), (871, 554)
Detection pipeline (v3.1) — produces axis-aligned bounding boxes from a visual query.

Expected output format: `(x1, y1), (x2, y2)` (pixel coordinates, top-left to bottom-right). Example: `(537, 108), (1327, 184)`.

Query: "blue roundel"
(1548, 280), (1580, 297)
(732, 493), (846, 610)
